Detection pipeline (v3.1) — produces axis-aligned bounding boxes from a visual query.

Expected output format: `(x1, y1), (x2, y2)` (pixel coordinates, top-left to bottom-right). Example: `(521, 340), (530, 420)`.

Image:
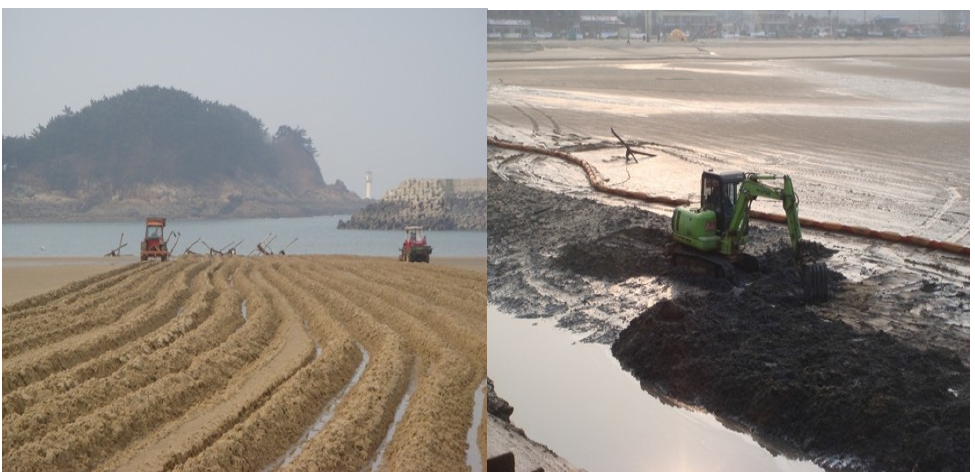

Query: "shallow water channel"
(488, 305), (824, 472)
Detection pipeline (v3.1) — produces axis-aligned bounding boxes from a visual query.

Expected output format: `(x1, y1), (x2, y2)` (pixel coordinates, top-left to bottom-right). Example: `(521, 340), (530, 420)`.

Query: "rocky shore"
(486, 378), (582, 472)
(338, 178), (486, 230)
(2, 181), (363, 222)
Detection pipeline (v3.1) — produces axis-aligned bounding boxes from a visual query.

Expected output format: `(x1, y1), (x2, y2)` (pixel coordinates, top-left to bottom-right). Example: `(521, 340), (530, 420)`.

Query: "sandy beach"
(2, 255), (484, 306)
(3, 256), (138, 305)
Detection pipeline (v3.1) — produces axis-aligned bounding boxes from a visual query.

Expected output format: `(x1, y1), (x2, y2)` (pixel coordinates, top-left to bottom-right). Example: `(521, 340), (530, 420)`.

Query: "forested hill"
(2, 86), (363, 220)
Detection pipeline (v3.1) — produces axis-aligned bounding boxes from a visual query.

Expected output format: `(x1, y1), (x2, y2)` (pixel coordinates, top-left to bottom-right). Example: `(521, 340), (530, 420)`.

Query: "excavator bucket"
(801, 262), (830, 303)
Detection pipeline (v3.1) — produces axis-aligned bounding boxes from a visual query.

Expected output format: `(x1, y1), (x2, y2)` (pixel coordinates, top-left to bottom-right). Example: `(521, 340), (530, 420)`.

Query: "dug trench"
(487, 168), (969, 472)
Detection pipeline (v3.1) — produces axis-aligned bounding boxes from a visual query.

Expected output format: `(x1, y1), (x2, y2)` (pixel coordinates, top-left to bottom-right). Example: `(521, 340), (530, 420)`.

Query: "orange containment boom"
(488, 137), (969, 257)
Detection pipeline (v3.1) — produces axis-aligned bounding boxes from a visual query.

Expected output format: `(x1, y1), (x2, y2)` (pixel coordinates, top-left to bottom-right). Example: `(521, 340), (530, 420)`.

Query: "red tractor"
(399, 226), (432, 263)
(141, 217), (170, 261)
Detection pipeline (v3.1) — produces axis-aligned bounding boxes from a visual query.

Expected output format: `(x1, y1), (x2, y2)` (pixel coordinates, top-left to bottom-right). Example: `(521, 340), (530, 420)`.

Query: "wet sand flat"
(488, 38), (969, 243)
(3, 256), (138, 304)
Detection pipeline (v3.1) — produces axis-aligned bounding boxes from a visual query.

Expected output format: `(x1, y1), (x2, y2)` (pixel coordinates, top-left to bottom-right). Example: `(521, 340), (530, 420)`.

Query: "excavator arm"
(724, 174), (828, 302)
(725, 174), (803, 259)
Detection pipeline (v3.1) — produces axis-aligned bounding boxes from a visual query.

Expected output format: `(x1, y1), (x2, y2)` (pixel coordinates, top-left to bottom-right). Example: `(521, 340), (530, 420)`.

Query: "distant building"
(488, 11), (581, 40)
(487, 18), (531, 40)
(753, 10), (791, 36)
(649, 11), (717, 39)
(579, 14), (625, 39)
(872, 15), (901, 26)
(487, 11), (642, 41)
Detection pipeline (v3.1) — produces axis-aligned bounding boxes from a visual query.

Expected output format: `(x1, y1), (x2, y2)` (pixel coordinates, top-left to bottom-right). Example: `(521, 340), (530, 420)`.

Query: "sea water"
(488, 304), (825, 472)
(2, 215), (486, 258)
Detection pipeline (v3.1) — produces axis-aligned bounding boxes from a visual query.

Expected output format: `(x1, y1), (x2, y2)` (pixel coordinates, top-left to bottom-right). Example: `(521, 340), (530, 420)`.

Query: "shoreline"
(2, 255), (485, 305)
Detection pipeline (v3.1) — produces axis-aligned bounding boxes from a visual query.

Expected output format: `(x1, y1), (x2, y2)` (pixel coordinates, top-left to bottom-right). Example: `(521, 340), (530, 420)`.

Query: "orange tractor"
(399, 226), (432, 263)
(141, 217), (170, 261)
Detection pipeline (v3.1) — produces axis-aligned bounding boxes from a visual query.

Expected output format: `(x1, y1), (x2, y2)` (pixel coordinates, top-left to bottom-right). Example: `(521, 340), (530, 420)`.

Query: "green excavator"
(671, 171), (830, 302)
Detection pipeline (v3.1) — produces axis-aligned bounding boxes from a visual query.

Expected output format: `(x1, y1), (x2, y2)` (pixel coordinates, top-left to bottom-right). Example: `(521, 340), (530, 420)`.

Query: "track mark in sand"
(488, 113), (515, 128)
(512, 105), (540, 135)
(368, 367), (420, 472)
(531, 106), (562, 135)
(920, 186), (961, 231)
(947, 225), (970, 244)
(642, 141), (729, 166)
(265, 342), (370, 471)
(466, 378), (488, 472)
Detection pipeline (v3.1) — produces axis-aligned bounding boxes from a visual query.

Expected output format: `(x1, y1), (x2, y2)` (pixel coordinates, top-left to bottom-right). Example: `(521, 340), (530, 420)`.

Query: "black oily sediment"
(612, 295), (969, 472)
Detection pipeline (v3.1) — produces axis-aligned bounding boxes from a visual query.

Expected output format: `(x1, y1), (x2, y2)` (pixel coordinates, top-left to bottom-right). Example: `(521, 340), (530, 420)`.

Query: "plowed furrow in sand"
(173, 261), (364, 471)
(4, 261), (282, 470)
(2, 262), (148, 317)
(103, 264), (316, 471)
(283, 340), (412, 471)
(2, 261), (226, 450)
(2, 259), (188, 360)
(1, 261), (238, 418)
(273, 261), (414, 471)
(325, 256), (487, 325)
(324, 259), (487, 355)
(2, 262), (179, 356)
(321, 266), (485, 470)
(2, 261), (163, 330)
(297, 260), (485, 374)
(292, 259), (485, 470)
(2, 261), (205, 396)
(385, 351), (477, 470)
(2, 255), (486, 471)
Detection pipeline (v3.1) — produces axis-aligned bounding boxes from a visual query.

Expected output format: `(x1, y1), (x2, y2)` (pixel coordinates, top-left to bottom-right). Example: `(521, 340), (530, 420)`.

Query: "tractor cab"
(141, 217), (170, 261)
(399, 226), (432, 263)
(406, 226), (426, 245)
(146, 224), (164, 240)
(701, 171), (745, 234)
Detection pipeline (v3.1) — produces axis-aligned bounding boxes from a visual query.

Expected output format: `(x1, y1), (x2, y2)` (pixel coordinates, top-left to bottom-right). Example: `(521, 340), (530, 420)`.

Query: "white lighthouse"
(365, 171), (373, 199)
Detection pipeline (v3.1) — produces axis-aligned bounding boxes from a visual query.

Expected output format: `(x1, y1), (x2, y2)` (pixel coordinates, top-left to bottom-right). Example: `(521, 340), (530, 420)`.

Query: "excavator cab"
(701, 171), (744, 234)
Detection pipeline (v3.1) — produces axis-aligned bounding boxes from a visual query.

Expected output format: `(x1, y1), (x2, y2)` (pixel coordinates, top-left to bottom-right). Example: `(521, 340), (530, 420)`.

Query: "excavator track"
(669, 244), (828, 303)
(667, 244), (736, 281)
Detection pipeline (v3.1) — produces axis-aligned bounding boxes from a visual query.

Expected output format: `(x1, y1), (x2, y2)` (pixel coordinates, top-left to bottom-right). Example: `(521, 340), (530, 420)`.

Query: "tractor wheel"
(141, 254), (148, 262)
(161, 255), (168, 262)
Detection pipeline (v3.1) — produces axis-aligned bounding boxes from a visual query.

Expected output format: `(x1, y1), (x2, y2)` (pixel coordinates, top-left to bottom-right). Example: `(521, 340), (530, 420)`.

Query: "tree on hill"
(1, 85), (321, 194)
(271, 125), (326, 194)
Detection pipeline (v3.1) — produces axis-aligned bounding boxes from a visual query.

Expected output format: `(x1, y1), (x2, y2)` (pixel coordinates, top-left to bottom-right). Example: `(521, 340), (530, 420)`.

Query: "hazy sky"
(2, 9), (486, 198)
